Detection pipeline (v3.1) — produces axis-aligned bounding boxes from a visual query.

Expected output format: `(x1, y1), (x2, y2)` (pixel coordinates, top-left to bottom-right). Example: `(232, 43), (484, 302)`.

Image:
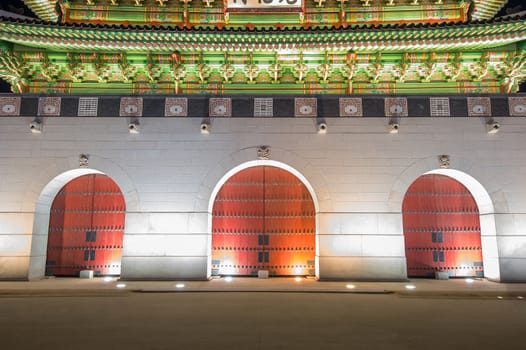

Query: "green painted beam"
(1, 43), (523, 94)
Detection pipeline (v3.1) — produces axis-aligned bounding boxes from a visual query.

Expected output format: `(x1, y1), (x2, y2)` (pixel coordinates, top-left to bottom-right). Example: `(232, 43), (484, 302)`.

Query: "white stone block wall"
(0, 116), (525, 281)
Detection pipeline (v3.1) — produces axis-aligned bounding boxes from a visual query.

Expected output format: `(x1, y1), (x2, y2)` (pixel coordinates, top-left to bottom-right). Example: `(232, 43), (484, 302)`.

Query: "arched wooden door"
(45, 174), (125, 276)
(403, 174), (483, 277)
(212, 166), (315, 276)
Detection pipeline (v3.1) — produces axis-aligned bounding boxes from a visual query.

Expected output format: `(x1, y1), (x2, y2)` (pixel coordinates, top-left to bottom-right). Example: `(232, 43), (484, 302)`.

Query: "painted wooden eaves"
(0, 15), (524, 53)
(21, 0), (58, 22)
(472, 0), (509, 20)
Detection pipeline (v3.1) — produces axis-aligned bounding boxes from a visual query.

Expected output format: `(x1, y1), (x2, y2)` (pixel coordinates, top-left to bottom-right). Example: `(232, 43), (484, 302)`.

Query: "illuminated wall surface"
(212, 166), (315, 276)
(46, 174), (125, 276)
(0, 0), (524, 282)
(403, 174), (483, 278)
(0, 114), (525, 281)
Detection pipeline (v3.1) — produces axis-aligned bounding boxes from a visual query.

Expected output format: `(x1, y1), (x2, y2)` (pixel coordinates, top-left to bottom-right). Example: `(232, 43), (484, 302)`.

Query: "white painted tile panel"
(135, 183), (201, 193)
(319, 213), (378, 235)
(123, 234), (208, 257)
(318, 257), (406, 280)
(163, 235), (208, 256)
(120, 256), (207, 280)
(0, 201), (23, 212)
(0, 213), (34, 234)
(139, 192), (198, 203)
(496, 236), (526, 257)
(187, 212), (209, 234)
(361, 235), (405, 257)
(123, 235), (167, 257)
(331, 201), (392, 213)
(378, 214), (403, 235)
(494, 214), (526, 236)
(499, 258), (526, 282)
(0, 234), (31, 256)
(138, 201), (198, 213)
(319, 235), (362, 256)
(0, 257), (29, 279)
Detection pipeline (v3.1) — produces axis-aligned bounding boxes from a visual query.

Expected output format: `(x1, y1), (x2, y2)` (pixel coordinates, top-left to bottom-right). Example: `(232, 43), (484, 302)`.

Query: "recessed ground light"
(103, 277), (112, 282)
(224, 276), (233, 282)
(116, 283), (126, 288)
(465, 278), (475, 283)
(346, 284), (356, 289)
(517, 296), (524, 300)
(405, 285), (416, 290)
(295, 277), (302, 282)
(497, 296), (504, 300)
(175, 283), (185, 288)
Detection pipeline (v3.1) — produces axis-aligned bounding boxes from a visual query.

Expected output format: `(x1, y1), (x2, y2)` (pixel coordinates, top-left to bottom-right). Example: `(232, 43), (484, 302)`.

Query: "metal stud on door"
(212, 166), (315, 276)
(46, 174), (125, 276)
(403, 174), (483, 277)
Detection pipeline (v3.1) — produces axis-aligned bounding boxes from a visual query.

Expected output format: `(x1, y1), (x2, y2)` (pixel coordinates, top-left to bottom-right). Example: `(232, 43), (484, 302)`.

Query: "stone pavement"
(2, 277), (526, 350)
(1, 276), (525, 299)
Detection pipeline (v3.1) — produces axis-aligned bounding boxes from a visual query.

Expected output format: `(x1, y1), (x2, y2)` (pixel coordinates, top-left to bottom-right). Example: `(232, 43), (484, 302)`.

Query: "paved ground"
(1, 278), (525, 350)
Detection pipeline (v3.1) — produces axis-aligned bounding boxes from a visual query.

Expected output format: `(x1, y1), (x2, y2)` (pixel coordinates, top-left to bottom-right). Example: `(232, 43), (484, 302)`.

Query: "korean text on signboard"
(228, 0), (302, 9)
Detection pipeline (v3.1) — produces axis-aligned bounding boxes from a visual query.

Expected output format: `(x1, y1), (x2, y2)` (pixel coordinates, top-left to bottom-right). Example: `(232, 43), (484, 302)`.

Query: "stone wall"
(0, 114), (525, 281)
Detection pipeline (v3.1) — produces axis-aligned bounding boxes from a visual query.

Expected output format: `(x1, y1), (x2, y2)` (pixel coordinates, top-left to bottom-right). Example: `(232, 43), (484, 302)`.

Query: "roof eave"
(21, 0), (59, 22)
(472, 0), (510, 21)
(0, 15), (524, 54)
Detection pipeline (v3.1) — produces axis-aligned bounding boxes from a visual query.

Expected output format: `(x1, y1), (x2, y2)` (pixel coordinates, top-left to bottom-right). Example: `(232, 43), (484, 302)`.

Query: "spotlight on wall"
(200, 119), (211, 134)
(486, 119), (500, 134)
(388, 120), (399, 134)
(29, 118), (42, 134)
(128, 119), (140, 134)
(317, 119), (328, 134)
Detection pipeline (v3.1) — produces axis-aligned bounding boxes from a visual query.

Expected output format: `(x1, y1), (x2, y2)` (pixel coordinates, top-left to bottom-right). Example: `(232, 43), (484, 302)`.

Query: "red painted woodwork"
(403, 174), (483, 277)
(212, 166), (315, 276)
(46, 174), (125, 276)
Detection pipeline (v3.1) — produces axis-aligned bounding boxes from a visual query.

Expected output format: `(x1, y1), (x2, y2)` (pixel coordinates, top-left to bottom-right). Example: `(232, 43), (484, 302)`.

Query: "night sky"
(0, 0), (524, 93)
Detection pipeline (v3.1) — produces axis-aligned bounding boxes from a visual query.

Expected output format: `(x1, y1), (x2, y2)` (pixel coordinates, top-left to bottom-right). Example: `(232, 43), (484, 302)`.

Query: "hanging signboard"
(227, 0), (302, 9)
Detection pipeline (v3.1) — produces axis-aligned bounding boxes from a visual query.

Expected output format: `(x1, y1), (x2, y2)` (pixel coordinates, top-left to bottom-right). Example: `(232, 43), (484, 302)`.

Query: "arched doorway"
(211, 165), (316, 276)
(45, 174), (125, 277)
(402, 174), (483, 278)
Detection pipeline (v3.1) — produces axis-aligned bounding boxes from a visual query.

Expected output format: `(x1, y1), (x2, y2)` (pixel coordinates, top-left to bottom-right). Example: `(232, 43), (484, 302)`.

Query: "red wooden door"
(403, 174), (483, 277)
(212, 166), (315, 276)
(46, 174), (125, 276)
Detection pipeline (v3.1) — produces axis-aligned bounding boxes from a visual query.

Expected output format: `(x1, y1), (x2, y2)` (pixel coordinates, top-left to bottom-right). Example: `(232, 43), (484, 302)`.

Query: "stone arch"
(208, 160), (320, 214)
(206, 159), (321, 279)
(390, 157), (500, 281)
(194, 146), (332, 213)
(28, 155), (138, 280)
(46, 173), (125, 277)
